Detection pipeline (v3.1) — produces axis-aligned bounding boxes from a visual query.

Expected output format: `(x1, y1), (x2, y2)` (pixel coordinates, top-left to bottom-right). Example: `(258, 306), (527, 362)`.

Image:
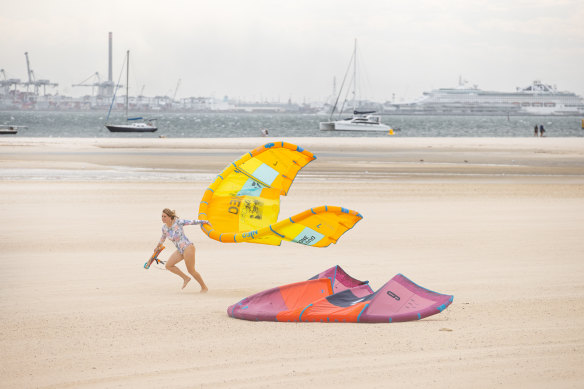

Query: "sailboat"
(319, 40), (393, 133)
(105, 50), (157, 133)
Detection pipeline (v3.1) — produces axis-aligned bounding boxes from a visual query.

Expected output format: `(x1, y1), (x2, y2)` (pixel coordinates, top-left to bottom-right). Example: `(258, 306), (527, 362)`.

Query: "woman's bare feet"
(182, 278), (191, 289)
(200, 286), (209, 293)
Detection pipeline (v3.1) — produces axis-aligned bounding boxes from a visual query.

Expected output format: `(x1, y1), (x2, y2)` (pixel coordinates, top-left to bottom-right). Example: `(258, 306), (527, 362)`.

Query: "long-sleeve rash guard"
(158, 219), (206, 254)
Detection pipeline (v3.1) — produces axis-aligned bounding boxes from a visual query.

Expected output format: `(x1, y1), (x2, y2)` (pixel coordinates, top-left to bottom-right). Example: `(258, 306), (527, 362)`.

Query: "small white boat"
(0, 125), (27, 135)
(320, 40), (393, 133)
(319, 110), (392, 132)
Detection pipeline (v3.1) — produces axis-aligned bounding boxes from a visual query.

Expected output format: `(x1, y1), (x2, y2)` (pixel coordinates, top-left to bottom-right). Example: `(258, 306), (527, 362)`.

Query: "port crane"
(73, 72), (115, 97)
(24, 52), (58, 95)
(0, 69), (21, 96)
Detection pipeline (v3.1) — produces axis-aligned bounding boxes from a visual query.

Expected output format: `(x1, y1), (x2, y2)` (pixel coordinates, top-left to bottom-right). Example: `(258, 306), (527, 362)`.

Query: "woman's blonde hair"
(162, 208), (177, 220)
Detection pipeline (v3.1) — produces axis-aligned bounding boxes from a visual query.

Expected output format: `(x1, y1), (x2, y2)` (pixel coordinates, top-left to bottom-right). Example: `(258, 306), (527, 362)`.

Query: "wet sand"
(1, 137), (583, 388)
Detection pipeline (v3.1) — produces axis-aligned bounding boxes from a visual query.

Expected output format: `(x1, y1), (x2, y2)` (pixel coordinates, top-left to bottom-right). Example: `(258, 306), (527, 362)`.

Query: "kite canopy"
(198, 142), (362, 247)
(228, 266), (453, 323)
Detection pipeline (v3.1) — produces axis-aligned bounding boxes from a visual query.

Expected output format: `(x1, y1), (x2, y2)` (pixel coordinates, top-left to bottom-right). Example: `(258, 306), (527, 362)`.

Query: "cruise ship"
(384, 79), (584, 116)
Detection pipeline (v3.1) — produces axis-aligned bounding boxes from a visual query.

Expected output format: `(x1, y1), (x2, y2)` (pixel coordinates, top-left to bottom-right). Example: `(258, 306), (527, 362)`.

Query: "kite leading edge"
(198, 141), (362, 247)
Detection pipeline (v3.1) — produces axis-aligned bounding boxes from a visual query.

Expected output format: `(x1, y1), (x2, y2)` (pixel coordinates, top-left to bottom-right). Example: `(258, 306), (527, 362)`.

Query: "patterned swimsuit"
(159, 219), (206, 254)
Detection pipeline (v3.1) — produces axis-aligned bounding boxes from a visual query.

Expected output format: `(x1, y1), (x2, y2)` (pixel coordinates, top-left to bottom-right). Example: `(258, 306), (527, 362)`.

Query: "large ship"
(384, 79), (584, 116)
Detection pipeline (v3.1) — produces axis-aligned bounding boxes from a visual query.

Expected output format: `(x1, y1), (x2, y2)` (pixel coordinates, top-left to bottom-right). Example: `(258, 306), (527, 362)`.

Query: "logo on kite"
(241, 230), (258, 239)
(387, 290), (400, 301)
(241, 199), (263, 220)
(228, 196), (242, 215)
(296, 235), (316, 245)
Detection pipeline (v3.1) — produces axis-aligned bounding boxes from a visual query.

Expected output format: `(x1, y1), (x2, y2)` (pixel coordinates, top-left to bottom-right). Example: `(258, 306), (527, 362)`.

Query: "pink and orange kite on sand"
(228, 265), (453, 323)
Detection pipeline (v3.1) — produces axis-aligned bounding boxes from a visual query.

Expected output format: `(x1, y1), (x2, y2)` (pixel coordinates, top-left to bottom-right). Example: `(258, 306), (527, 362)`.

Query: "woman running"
(156, 208), (209, 292)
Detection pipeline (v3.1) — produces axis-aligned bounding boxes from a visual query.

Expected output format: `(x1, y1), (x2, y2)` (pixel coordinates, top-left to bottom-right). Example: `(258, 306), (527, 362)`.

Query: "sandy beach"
(1, 136), (583, 388)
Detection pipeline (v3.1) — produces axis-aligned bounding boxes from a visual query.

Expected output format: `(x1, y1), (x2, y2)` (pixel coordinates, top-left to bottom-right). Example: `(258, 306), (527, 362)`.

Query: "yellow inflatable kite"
(198, 142), (362, 247)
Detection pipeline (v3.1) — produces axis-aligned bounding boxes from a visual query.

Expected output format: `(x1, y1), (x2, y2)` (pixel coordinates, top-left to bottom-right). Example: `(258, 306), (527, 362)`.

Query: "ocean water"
(1, 110), (583, 138)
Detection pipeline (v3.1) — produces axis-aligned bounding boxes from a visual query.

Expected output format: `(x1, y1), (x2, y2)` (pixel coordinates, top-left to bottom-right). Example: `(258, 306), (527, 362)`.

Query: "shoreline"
(2, 137), (583, 184)
(2, 136), (584, 150)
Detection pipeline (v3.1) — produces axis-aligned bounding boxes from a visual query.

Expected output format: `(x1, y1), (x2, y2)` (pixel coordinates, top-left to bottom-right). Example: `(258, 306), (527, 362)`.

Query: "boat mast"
(125, 50), (129, 120)
(327, 40), (357, 121)
(352, 39), (357, 113)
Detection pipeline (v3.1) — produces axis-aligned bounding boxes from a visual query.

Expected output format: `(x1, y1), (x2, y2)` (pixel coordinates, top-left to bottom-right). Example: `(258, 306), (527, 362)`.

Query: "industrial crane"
(23, 52), (58, 95)
(0, 69), (21, 95)
(0, 69), (22, 96)
(72, 72), (115, 96)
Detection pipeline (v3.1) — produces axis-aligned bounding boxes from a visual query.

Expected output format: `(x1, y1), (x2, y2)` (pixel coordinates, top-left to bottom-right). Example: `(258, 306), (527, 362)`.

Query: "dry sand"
(1, 137), (583, 388)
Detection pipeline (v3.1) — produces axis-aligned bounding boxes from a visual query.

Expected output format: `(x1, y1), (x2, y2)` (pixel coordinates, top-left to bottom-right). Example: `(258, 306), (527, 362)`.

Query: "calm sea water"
(1, 110), (583, 138)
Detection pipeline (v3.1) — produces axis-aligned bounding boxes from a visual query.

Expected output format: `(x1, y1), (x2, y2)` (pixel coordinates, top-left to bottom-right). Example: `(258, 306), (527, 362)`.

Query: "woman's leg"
(183, 245), (208, 292)
(165, 250), (191, 289)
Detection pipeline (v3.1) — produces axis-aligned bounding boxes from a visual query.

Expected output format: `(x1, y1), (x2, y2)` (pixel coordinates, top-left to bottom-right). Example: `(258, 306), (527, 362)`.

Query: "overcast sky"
(1, 0), (583, 102)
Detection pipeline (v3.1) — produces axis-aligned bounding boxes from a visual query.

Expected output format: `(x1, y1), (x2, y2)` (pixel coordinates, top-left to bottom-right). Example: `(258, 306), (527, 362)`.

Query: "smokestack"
(108, 32), (112, 83)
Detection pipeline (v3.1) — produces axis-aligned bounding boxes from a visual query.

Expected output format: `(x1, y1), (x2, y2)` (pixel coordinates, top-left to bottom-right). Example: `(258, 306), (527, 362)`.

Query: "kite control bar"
(144, 245), (165, 269)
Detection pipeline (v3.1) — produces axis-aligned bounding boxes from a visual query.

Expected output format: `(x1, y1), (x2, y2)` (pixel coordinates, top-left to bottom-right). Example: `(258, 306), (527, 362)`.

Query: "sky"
(1, 0), (583, 103)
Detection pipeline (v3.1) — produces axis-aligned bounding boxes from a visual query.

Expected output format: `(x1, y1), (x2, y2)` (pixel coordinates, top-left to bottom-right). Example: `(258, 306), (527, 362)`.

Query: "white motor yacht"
(319, 110), (392, 132)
